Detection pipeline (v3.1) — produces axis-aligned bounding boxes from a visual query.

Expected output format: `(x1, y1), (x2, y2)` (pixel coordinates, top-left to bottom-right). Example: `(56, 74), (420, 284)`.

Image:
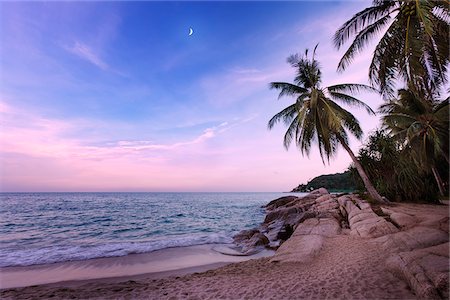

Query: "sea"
(0, 192), (303, 268)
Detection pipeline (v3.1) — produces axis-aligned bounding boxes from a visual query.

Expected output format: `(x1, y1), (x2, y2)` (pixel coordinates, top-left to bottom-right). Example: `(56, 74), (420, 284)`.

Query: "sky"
(0, 1), (386, 192)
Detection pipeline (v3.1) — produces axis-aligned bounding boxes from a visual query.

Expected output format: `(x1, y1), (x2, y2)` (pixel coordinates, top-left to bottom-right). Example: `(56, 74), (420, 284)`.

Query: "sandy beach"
(1, 192), (449, 299)
(1, 234), (415, 299)
(0, 244), (273, 289)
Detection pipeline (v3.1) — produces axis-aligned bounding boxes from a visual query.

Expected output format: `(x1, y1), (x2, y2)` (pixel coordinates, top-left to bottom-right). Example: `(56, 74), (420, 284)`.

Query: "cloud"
(0, 99), (359, 192)
(111, 127), (217, 152)
(0, 103), (246, 162)
(64, 41), (109, 70)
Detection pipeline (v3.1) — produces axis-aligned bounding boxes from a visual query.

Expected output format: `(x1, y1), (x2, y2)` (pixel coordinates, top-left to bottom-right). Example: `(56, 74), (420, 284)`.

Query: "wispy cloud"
(111, 124), (224, 152)
(0, 103), (247, 161)
(64, 41), (109, 70)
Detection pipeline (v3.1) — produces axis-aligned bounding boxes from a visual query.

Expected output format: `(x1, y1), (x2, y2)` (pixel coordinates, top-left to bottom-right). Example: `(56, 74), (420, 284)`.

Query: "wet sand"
(1, 235), (415, 299)
(0, 244), (273, 289)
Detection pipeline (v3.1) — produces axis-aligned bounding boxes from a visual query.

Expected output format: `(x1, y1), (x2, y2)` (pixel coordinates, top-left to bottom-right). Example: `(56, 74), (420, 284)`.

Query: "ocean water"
(0, 192), (302, 267)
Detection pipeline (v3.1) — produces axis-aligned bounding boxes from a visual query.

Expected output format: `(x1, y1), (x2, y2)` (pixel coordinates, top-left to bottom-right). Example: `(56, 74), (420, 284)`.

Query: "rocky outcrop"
(232, 229), (269, 254)
(338, 195), (398, 238)
(387, 242), (449, 299)
(270, 217), (341, 263)
(263, 196), (299, 211)
(375, 226), (449, 253)
(270, 234), (325, 263)
(233, 189), (449, 299)
(233, 189), (329, 251)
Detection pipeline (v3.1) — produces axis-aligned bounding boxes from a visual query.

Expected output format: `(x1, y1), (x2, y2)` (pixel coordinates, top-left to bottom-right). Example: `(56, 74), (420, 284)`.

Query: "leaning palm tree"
(334, 0), (449, 98)
(269, 47), (388, 203)
(380, 88), (449, 195)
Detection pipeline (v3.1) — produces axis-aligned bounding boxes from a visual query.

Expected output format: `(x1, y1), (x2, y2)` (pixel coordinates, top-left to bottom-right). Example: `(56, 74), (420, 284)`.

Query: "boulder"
(314, 194), (333, 204)
(348, 211), (378, 226)
(236, 232), (270, 254)
(375, 226), (449, 253)
(310, 188), (329, 195)
(337, 195), (352, 207)
(314, 200), (339, 213)
(293, 217), (341, 237)
(277, 224), (294, 241)
(350, 217), (398, 238)
(264, 219), (285, 243)
(339, 197), (399, 238)
(264, 196), (299, 211)
(262, 211), (317, 246)
(247, 232), (269, 247)
(421, 216), (450, 233)
(390, 212), (417, 229)
(270, 234), (324, 263)
(263, 205), (313, 224)
(233, 228), (259, 243)
(386, 242), (449, 299)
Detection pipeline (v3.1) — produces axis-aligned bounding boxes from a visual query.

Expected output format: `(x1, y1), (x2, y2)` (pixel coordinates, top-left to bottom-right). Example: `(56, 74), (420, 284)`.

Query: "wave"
(0, 233), (233, 267)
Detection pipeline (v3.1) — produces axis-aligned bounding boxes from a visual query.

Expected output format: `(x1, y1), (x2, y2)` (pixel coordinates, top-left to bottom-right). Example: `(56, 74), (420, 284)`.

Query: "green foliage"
(268, 47), (375, 163)
(291, 171), (356, 192)
(350, 129), (440, 203)
(380, 89), (449, 170)
(269, 46), (385, 203)
(334, 0), (449, 98)
(379, 88), (449, 195)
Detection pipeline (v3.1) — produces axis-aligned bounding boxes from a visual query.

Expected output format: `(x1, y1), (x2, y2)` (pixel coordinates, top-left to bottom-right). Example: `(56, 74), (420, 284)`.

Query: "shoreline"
(1, 192), (448, 299)
(0, 244), (274, 289)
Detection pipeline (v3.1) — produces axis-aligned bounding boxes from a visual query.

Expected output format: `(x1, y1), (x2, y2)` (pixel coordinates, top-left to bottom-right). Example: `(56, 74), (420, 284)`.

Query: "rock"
(310, 188), (329, 195)
(386, 242), (449, 299)
(438, 217), (449, 233)
(379, 203), (448, 230)
(233, 228), (259, 243)
(421, 216), (450, 233)
(285, 210), (317, 229)
(262, 211), (317, 246)
(233, 229), (270, 254)
(264, 196), (299, 211)
(314, 200), (339, 213)
(264, 219), (285, 243)
(236, 232), (270, 254)
(337, 194), (352, 207)
(264, 206), (302, 224)
(338, 197), (399, 238)
(348, 211), (378, 226)
(293, 217), (341, 237)
(314, 194), (333, 204)
(375, 226), (449, 253)
(350, 217), (398, 238)
(390, 212), (416, 229)
(277, 224), (294, 241)
(248, 232), (269, 247)
(270, 234), (324, 263)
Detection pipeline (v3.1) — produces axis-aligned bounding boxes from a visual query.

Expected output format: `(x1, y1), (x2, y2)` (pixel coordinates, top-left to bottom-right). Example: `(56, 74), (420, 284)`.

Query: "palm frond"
(337, 15), (392, 71)
(267, 103), (297, 130)
(283, 115), (300, 149)
(328, 91), (376, 115)
(333, 2), (395, 49)
(327, 83), (379, 94)
(269, 82), (307, 99)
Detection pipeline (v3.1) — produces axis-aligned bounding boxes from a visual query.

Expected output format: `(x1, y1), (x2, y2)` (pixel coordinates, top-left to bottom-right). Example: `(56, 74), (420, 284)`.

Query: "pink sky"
(1, 1), (386, 192)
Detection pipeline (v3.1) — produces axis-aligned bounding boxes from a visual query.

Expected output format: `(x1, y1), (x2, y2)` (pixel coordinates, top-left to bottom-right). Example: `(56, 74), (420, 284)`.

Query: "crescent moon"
(189, 28), (193, 36)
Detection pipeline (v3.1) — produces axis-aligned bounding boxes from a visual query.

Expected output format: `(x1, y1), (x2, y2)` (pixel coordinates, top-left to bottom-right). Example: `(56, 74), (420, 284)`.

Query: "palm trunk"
(431, 166), (445, 196)
(443, 152), (449, 164)
(338, 136), (388, 204)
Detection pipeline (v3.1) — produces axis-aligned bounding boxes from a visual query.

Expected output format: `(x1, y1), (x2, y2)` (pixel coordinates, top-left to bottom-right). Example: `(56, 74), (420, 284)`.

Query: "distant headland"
(290, 171), (356, 193)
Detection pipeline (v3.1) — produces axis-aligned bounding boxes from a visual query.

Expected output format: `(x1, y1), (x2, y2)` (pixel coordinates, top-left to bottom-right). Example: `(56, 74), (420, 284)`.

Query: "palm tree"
(380, 88), (449, 195)
(334, 0), (449, 98)
(268, 47), (388, 203)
